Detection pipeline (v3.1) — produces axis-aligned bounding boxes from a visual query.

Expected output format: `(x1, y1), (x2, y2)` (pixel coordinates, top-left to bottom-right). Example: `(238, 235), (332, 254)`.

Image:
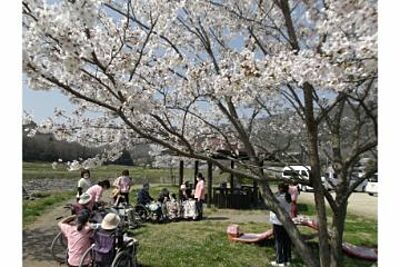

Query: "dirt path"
(23, 189), (115, 267)
(23, 201), (73, 267)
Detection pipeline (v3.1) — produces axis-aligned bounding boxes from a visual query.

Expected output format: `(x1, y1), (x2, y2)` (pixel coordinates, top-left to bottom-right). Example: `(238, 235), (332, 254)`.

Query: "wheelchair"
(134, 201), (166, 223)
(109, 195), (143, 229)
(50, 203), (112, 263)
(79, 226), (138, 267)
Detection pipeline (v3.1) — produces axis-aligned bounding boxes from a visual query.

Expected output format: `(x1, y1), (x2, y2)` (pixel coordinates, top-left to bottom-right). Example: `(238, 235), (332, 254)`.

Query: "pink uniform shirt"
(288, 185), (299, 202)
(116, 176), (132, 193)
(194, 180), (206, 200)
(86, 184), (104, 209)
(58, 223), (92, 266)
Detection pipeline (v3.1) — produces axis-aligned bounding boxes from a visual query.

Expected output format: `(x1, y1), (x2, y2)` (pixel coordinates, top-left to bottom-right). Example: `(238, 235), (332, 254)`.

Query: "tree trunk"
(259, 181), (320, 267)
(329, 204), (347, 267)
(303, 82), (331, 267)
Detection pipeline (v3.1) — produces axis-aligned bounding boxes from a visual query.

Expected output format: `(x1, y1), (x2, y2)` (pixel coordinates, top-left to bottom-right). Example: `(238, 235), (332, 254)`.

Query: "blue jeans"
(195, 199), (204, 219)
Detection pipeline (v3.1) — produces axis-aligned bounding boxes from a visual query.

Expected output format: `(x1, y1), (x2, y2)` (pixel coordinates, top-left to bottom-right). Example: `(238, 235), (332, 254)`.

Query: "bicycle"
(79, 226), (139, 267)
(50, 204), (75, 264)
(50, 230), (68, 264)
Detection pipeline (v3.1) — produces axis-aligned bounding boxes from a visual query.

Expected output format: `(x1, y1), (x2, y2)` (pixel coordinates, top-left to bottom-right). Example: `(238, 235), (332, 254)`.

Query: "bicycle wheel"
(111, 250), (135, 267)
(50, 231), (68, 263)
(79, 245), (94, 267)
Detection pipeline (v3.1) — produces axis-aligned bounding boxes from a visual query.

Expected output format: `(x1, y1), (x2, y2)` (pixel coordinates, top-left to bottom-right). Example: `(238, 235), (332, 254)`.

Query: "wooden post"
(207, 161), (213, 206)
(179, 160), (184, 186)
(194, 160), (199, 187)
(230, 160), (235, 189)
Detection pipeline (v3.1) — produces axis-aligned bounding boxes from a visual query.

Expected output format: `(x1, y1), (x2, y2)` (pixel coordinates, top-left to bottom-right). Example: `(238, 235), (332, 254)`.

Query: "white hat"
(78, 192), (92, 205)
(101, 213), (121, 230)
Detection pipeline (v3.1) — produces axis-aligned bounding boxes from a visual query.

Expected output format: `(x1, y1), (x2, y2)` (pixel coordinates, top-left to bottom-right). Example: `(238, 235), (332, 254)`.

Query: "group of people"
(58, 211), (122, 267)
(76, 169), (133, 209)
(65, 167), (301, 267)
(60, 169), (133, 267)
(179, 173), (206, 219)
(60, 168), (207, 266)
(136, 172), (206, 221)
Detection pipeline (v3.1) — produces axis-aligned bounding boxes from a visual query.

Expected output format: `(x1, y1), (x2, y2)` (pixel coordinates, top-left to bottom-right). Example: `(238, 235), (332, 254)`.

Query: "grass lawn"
(125, 186), (377, 266)
(130, 209), (376, 267)
(22, 163), (377, 266)
(23, 162), (231, 185)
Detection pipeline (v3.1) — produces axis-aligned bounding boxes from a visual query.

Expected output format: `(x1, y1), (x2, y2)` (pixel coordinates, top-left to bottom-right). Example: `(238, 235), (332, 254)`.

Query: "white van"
(365, 173), (378, 196)
(281, 166), (329, 191)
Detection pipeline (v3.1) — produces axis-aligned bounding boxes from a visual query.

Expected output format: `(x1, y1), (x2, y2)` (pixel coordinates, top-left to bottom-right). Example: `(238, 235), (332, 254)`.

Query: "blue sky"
(23, 83), (73, 121)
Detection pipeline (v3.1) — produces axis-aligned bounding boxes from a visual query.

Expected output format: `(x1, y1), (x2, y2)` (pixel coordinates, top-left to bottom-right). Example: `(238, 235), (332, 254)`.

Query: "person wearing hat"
(78, 192), (92, 206)
(90, 213), (122, 266)
(70, 192), (93, 217)
(101, 213), (121, 230)
(58, 210), (93, 267)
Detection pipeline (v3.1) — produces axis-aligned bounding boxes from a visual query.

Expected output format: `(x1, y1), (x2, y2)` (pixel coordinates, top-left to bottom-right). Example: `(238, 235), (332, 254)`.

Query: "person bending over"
(86, 180), (111, 210)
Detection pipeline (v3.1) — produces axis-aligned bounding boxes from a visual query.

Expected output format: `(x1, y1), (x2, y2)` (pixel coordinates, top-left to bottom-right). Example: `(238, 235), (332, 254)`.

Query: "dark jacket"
(137, 188), (153, 205)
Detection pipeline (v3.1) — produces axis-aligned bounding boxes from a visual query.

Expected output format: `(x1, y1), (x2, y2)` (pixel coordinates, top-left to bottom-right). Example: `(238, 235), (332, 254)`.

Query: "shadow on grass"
(297, 203), (310, 212)
(204, 216), (230, 221)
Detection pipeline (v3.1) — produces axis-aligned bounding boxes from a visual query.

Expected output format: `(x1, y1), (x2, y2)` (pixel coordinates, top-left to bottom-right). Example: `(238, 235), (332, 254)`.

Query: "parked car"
(349, 167), (369, 192)
(365, 173), (378, 196)
(281, 166), (329, 191)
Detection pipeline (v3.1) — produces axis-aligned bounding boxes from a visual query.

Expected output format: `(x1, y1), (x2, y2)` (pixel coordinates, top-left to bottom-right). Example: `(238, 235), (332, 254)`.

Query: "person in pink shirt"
(86, 179), (111, 210)
(58, 210), (93, 267)
(113, 169), (133, 206)
(288, 180), (300, 218)
(194, 173), (206, 220)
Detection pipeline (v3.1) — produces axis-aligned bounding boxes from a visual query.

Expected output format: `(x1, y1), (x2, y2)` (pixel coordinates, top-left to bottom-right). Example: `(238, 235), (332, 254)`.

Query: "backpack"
(92, 230), (116, 266)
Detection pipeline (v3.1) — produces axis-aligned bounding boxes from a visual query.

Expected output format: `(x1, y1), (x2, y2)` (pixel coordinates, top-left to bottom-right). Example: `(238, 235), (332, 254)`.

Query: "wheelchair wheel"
(79, 244), (94, 267)
(127, 209), (143, 229)
(135, 205), (149, 221)
(112, 250), (136, 267)
(50, 231), (68, 263)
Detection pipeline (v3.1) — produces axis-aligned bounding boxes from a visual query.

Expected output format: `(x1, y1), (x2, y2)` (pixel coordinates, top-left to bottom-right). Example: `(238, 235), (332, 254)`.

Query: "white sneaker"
(285, 263), (291, 266)
(270, 261), (285, 267)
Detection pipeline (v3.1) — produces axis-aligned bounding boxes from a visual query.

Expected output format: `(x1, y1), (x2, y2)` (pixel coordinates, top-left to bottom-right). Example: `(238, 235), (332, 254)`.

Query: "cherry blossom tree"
(23, 0), (377, 266)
